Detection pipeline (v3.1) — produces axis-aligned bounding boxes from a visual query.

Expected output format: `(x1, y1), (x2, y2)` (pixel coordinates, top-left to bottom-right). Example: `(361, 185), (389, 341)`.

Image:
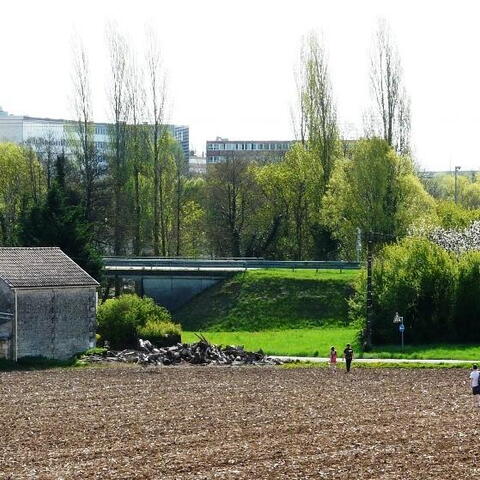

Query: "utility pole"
(454, 165), (461, 204)
(364, 231), (396, 351)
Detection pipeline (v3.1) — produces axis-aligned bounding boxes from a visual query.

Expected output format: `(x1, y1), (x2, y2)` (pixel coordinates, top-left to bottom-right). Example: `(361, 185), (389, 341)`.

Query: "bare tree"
(369, 20), (411, 155)
(70, 36), (100, 222)
(106, 24), (130, 259)
(295, 32), (338, 190)
(126, 51), (147, 256)
(145, 29), (168, 255)
(25, 130), (58, 189)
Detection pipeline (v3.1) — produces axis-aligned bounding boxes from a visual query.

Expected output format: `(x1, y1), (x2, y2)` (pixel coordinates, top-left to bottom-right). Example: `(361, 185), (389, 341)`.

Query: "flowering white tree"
(427, 221), (480, 254)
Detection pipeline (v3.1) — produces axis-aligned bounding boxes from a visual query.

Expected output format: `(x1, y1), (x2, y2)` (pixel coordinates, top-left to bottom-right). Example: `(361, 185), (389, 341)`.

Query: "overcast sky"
(1, 0), (479, 170)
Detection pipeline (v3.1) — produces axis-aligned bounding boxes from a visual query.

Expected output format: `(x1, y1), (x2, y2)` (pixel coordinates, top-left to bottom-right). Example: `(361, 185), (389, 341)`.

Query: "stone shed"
(0, 247), (99, 361)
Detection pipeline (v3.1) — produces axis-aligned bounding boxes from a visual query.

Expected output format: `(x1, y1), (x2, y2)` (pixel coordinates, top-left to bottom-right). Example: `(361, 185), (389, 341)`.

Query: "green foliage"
(82, 347), (107, 356)
(424, 172), (480, 210)
(455, 252), (480, 341)
(435, 200), (480, 229)
(0, 143), (45, 245)
(351, 236), (480, 345)
(253, 143), (328, 259)
(175, 269), (359, 331)
(323, 138), (435, 257)
(136, 319), (182, 346)
(373, 237), (457, 343)
(0, 356), (82, 371)
(97, 294), (176, 349)
(20, 166), (103, 280)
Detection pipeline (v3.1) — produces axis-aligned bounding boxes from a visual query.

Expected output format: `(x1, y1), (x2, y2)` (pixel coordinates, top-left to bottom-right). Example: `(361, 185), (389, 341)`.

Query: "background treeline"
(0, 23), (421, 262)
(1, 23), (480, 285)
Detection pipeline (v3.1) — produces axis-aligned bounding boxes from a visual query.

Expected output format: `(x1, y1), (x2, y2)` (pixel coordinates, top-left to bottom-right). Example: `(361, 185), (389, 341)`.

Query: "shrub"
(455, 252), (480, 341)
(97, 294), (179, 349)
(350, 237), (457, 344)
(137, 320), (182, 347)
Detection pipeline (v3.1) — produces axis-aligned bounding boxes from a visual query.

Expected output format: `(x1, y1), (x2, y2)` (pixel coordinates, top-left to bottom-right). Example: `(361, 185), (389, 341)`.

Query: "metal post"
(401, 320), (404, 352)
(454, 166), (461, 204)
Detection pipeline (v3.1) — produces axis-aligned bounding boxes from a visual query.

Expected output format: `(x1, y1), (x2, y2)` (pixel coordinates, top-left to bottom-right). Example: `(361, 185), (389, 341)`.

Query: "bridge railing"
(103, 257), (362, 271)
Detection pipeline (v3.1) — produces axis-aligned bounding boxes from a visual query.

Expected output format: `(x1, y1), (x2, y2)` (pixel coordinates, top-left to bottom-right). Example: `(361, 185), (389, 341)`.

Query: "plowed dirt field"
(0, 365), (477, 479)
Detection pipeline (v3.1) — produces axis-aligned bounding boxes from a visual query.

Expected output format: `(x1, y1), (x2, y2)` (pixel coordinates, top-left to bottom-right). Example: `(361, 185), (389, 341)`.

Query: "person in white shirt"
(469, 364), (480, 407)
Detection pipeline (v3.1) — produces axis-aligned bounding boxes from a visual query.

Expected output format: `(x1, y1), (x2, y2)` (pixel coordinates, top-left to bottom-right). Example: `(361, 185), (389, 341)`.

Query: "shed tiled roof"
(0, 247), (99, 288)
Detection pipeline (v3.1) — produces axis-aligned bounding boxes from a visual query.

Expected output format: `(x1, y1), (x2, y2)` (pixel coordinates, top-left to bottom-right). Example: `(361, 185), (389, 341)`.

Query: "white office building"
(0, 107), (189, 161)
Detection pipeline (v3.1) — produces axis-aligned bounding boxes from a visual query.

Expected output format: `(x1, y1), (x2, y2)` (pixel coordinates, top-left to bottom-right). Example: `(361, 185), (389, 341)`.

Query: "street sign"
(399, 323), (405, 332)
(393, 312), (402, 323)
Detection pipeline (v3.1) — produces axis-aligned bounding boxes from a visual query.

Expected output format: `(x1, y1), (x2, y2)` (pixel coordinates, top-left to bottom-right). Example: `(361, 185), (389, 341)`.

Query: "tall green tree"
(255, 143), (322, 259)
(206, 156), (258, 257)
(0, 143), (44, 246)
(323, 138), (434, 257)
(296, 32), (340, 257)
(297, 32), (338, 190)
(20, 155), (103, 280)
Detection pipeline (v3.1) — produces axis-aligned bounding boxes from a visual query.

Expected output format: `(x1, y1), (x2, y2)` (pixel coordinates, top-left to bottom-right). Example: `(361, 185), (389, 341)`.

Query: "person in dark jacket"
(342, 344), (354, 373)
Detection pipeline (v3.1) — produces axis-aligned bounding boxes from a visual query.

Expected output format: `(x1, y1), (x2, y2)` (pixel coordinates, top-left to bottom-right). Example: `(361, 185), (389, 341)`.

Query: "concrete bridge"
(103, 258), (361, 310)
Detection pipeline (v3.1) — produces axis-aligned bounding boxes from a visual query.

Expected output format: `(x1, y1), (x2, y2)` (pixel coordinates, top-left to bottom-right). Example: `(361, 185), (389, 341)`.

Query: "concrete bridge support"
(134, 274), (227, 311)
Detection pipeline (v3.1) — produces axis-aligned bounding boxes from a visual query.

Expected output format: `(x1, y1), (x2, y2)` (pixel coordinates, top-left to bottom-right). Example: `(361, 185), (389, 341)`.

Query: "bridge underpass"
(103, 258), (361, 310)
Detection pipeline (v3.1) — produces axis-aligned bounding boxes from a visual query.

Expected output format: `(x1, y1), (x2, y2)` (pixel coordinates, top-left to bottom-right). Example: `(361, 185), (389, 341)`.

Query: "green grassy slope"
(174, 269), (360, 331)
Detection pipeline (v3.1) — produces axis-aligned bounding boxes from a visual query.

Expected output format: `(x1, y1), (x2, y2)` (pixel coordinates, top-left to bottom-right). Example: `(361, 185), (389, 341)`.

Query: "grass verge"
(0, 348), (108, 371)
(362, 344), (480, 361)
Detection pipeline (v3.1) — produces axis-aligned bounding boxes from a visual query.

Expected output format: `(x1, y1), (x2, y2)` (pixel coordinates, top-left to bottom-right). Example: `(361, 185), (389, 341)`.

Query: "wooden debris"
(85, 336), (282, 366)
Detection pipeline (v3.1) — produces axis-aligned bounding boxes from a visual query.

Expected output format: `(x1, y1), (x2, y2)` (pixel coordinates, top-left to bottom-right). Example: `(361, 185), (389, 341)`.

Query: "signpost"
(393, 312), (405, 351)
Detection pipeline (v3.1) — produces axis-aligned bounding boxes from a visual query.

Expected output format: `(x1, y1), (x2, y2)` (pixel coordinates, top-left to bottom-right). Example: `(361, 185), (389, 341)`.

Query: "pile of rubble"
(85, 335), (282, 366)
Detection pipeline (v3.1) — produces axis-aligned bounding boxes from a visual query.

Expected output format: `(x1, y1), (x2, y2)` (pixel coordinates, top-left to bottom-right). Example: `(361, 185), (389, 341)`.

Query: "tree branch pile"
(85, 335), (282, 366)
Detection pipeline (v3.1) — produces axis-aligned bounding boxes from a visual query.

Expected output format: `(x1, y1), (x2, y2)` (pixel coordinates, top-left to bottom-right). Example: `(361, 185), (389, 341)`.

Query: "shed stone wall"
(16, 287), (96, 360)
(0, 279), (13, 359)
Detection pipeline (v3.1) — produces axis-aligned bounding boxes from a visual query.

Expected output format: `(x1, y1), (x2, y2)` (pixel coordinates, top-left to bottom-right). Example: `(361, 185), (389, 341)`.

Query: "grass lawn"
(362, 344), (480, 361)
(182, 327), (359, 357)
(182, 330), (480, 361)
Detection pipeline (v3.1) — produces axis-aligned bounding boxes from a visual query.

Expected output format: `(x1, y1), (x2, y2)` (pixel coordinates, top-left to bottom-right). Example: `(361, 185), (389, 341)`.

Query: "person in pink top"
(329, 346), (338, 373)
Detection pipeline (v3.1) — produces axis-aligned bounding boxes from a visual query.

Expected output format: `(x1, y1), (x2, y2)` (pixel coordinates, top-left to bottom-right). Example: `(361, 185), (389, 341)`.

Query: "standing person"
(329, 346), (337, 373)
(343, 343), (354, 373)
(470, 364), (480, 407)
